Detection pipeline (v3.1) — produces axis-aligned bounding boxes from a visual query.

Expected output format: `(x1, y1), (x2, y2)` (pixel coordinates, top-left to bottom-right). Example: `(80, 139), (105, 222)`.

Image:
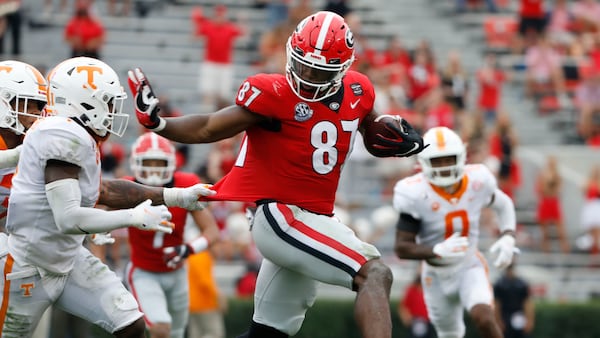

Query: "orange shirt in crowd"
(188, 251), (220, 312)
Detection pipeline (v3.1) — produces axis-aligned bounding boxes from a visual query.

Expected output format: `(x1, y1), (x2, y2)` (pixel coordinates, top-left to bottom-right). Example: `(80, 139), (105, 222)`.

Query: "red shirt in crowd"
(192, 8), (243, 64)
(477, 68), (506, 110)
(519, 0), (545, 18)
(402, 283), (429, 320)
(64, 14), (105, 47)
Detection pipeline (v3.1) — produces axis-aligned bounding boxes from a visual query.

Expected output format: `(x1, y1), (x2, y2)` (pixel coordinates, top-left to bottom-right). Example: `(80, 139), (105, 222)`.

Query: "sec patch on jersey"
(362, 114), (408, 157)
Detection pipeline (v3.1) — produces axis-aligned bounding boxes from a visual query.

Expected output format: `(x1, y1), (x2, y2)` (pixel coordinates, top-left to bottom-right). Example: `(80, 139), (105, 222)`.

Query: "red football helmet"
(130, 133), (176, 186)
(286, 11), (355, 102)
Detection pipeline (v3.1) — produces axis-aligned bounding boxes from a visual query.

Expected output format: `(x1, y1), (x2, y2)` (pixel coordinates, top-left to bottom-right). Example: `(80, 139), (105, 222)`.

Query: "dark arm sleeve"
(396, 212), (421, 233)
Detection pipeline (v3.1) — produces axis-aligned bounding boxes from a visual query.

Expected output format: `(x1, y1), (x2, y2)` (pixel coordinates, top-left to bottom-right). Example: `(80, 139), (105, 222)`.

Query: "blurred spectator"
(423, 89), (455, 130)
(322, 0), (352, 17)
(107, 0), (131, 16)
(206, 136), (240, 184)
(0, 0), (22, 56)
(571, 0), (600, 34)
(44, 0), (69, 16)
(267, 0), (290, 29)
(493, 262), (535, 338)
(397, 270), (435, 338)
(476, 53), (507, 125)
(192, 5), (246, 110)
(187, 250), (226, 338)
(64, 0), (105, 59)
(378, 35), (412, 89)
(440, 50), (469, 115)
(99, 139), (126, 178)
(257, 19), (294, 74)
(345, 12), (377, 73)
(488, 113), (521, 200)
(535, 155), (571, 253)
(236, 262), (259, 298)
(407, 49), (440, 110)
(546, 0), (575, 50)
(414, 39), (437, 72)
(574, 65), (600, 142)
(455, 0), (497, 13)
(524, 34), (568, 105)
(288, 0), (314, 24)
(517, 0), (547, 51)
(580, 164), (600, 254)
(158, 95), (190, 168)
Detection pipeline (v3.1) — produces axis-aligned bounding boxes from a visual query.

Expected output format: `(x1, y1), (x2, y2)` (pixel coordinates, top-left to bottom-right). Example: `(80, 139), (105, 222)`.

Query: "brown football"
(362, 114), (403, 158)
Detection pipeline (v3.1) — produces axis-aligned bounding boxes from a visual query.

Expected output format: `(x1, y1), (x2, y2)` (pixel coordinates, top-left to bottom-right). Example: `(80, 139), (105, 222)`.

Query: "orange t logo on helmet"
(77, 65), (103, 90)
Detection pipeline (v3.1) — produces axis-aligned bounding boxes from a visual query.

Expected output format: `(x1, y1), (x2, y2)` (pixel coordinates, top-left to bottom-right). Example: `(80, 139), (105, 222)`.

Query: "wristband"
(189, 236), (209, 253)
(149, 117), (166, 132)
(162, 187), (179, 207)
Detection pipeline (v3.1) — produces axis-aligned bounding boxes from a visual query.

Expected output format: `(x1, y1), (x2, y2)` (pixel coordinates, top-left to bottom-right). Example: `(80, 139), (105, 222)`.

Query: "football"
(362, 114), (405, 157)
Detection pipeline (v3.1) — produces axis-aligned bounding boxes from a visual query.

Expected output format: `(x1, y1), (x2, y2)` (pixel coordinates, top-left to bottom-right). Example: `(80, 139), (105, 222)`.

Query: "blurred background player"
(0, 60), (47, 233)
(123, 132), (220, 338)
(129, 10), (426, 338)
(493, 261), (535, 338)
(0, 56), (215, 337)
(397, 268), (436, 338)
(394, 126), (519, 338)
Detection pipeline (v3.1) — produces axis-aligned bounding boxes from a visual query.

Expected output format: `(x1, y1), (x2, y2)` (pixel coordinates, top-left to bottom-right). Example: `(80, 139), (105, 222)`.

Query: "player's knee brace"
(236, 320), (289, 338)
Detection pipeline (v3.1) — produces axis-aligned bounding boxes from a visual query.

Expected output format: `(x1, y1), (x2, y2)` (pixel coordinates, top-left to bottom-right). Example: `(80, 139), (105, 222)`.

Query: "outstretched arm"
(128, 67), (263, 144)
(99, 179), (164, 208)
(157, 105), (262, 144)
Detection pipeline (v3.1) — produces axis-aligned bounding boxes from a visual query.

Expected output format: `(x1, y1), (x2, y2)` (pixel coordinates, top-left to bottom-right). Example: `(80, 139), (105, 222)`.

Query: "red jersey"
(208, 71), (375, 215)
(126, 171), (200, 272)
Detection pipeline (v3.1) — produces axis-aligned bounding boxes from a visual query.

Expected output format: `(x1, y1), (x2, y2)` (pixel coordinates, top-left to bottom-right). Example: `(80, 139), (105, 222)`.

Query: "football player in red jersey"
(123, 132), (220, 338)
(129, 11), (426, 338)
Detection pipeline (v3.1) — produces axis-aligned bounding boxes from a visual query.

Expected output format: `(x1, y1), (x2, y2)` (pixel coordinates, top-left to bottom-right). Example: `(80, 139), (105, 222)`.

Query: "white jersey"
(393, 164), (497, 266)
(7, 116), (101, 274)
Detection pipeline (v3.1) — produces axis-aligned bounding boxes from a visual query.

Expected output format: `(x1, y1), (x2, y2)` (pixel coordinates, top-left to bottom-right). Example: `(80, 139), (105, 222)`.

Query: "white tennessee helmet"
(417, 126), (466, 187)
(46, 57), (128, 137)
(130, 132), (176, 186)
(0, 60), (47, 134)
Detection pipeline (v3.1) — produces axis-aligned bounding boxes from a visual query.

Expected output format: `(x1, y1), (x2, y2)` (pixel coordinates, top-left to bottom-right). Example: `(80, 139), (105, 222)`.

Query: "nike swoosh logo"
(397, 142), (420, 156)
(350, 99), (361, 109)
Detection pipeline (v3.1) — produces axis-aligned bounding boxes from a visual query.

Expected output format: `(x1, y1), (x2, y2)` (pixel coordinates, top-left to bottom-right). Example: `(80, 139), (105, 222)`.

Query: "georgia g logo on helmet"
(345, 29), (354, 49)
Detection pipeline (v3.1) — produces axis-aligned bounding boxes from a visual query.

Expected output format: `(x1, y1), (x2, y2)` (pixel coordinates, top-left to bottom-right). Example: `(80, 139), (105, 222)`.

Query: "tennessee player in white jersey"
(393, 127), (518, 338)
(129, 11), (427, 338)
(0, 60), (47, 232)
(0, 57), (215, 338)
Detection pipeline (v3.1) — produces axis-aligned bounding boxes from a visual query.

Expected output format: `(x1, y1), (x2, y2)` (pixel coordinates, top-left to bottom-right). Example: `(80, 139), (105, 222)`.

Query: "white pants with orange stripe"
(421, 252), (493, 338)
(0, 241), (143, 338)
(250, 202), (381, 336)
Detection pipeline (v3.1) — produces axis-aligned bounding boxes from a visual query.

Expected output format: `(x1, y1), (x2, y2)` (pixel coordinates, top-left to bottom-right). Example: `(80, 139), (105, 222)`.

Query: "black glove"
(375, 117), (428, 157)
(163, 244), (193, 269)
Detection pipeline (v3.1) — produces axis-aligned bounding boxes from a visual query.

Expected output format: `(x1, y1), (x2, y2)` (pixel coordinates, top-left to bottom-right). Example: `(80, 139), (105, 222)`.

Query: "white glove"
(489, 234), (519, 269)
(433, 232), (469, 259)
(163, 184), (216, 211)
(90, 232), (115, 245)
(131, 199), (174, 234)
